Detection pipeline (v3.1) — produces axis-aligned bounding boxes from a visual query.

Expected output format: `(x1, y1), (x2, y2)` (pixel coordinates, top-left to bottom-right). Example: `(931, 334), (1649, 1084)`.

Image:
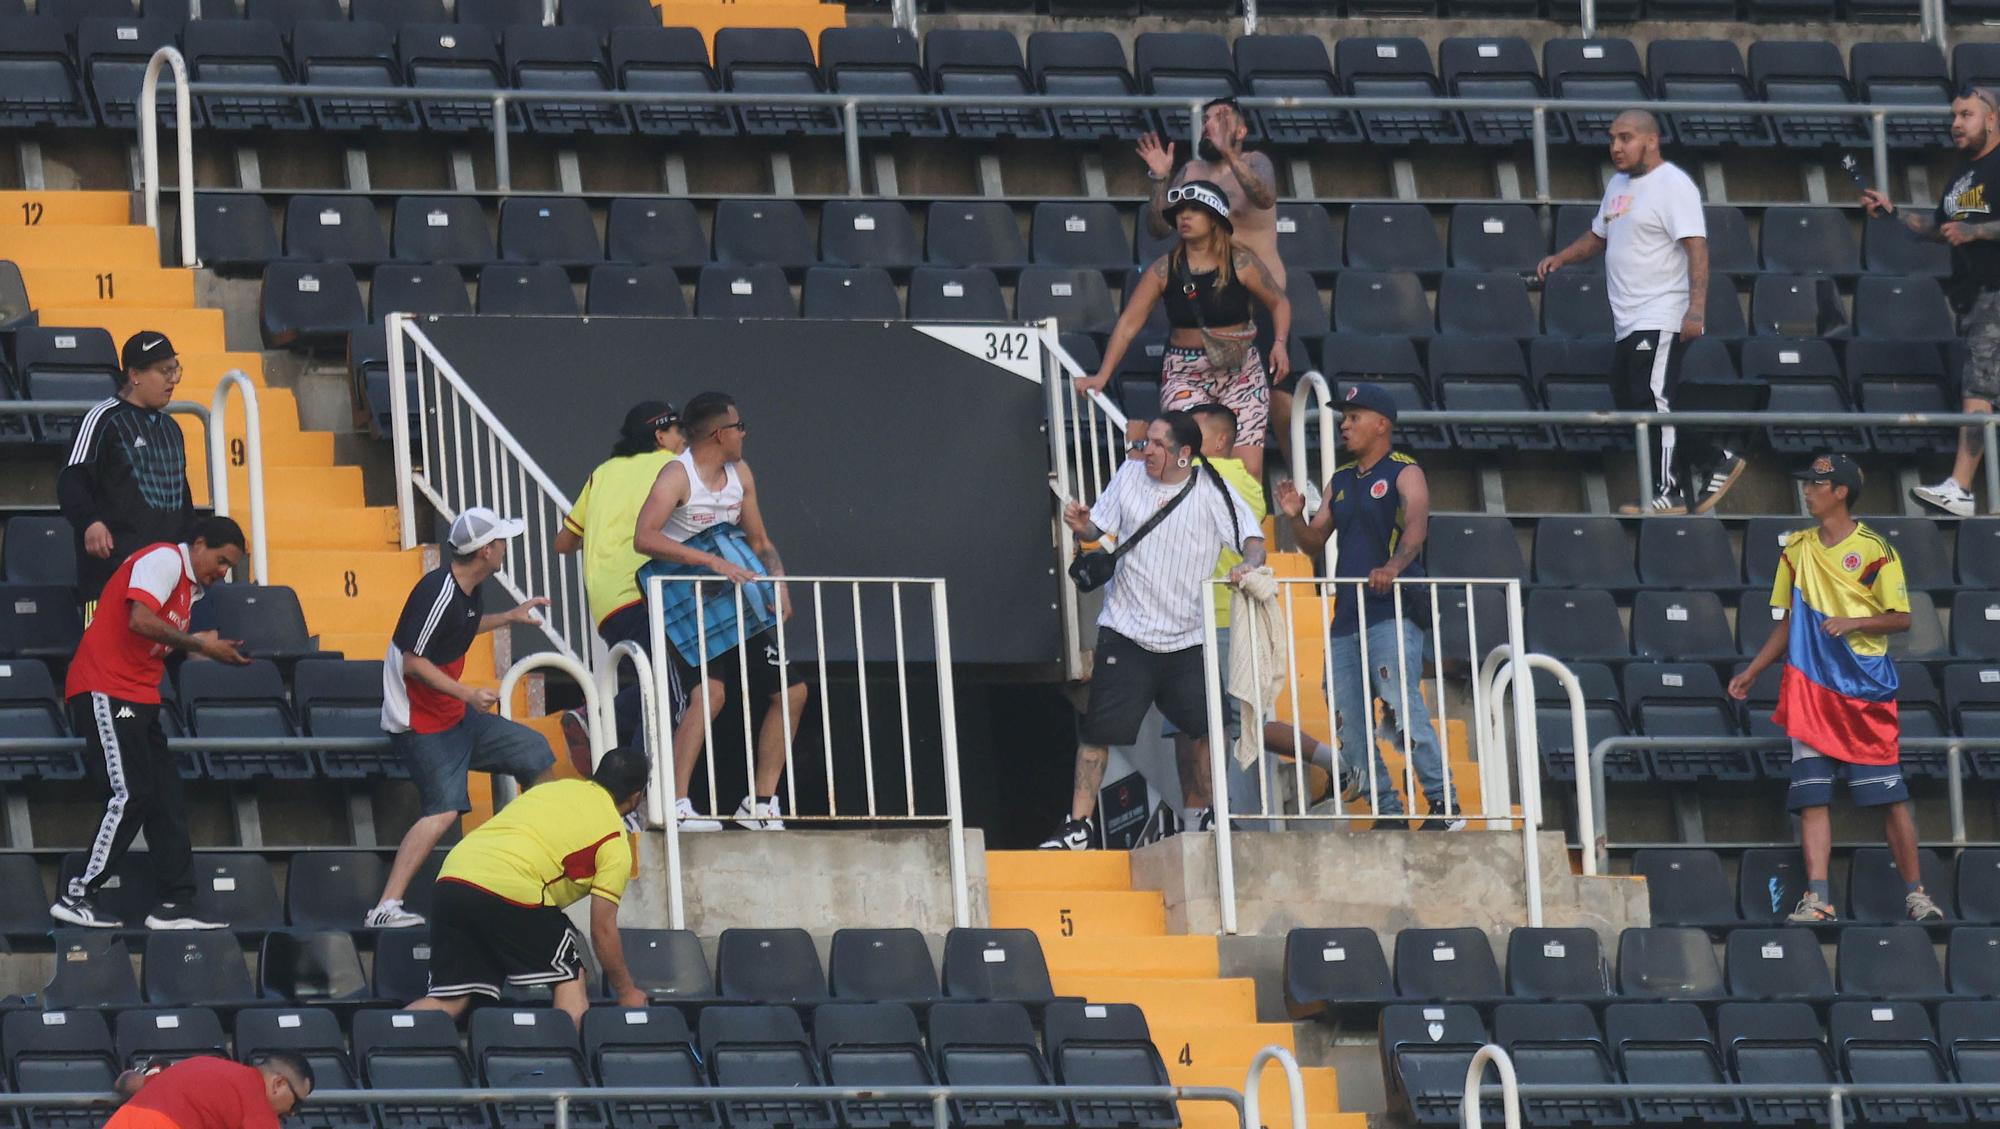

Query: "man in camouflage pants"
(1863, 86), (2000, 517)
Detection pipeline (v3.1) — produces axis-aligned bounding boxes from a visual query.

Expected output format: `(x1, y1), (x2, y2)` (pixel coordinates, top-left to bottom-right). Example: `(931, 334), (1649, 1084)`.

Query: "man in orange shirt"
(109, 1054), (312, 1129)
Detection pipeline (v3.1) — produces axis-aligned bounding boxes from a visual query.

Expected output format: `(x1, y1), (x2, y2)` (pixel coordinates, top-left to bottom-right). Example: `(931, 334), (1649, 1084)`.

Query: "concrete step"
(40, 307), (225, 353)
(1052, 976), (1255, 1024)
(264, 464), (365, 502)
(272, 550), (424, 611)
(1173, 1063), (1344, 1129)
(0, 225), (156, 268)
(1147, 1021), (1297, 1069)
(262, 506), (398, 550)
(986, 850), (1131, 893)
(296, 596), (405, 639)
(21, 266), (192, 309)
(988, 889), (1165, 938)
(1042, 935), (1218, 979)
(0, 191), (132, 226)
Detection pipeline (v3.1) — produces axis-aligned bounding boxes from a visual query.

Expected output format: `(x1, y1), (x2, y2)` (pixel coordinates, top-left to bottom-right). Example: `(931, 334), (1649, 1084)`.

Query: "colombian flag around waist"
(1772, 543), (1900, 766)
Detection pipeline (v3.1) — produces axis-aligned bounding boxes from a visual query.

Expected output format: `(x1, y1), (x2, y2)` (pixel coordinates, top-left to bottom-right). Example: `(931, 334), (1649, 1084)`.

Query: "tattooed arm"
(1224, 150), (1278, 211)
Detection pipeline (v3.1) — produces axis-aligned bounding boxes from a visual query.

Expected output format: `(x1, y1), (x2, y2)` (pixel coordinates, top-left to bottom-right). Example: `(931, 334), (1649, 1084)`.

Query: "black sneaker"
(1039, 817), (1094, 850)
(1371, 815), (1411, 831)
(49, 894), (121, 929)
(1419, 816), (1470, 831)
(1193, 808), (1215, 832)
(144, 903), (228, 930)
(1692, 452), (1748, 515)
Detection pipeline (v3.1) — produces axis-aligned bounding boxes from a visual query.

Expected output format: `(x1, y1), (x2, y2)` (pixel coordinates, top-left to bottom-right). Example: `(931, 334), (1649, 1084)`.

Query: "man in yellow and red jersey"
(1730, 453), (1937, 924)
(405, 747), (653, 1028)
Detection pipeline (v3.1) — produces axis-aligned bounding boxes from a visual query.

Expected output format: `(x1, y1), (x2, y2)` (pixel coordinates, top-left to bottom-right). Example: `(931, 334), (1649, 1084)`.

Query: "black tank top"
(1162, 259), (1253, 329)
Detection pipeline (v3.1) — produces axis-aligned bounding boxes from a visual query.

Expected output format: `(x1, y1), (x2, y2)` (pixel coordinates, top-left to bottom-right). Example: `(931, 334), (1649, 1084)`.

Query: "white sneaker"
(364, 899), (425, 929)
(1912, 478), (1975, 517)
(676, 797), (723, 833)
(49, 894), (121, 929)
(144, 903), (228, 930)
(733, 796), (785, 831)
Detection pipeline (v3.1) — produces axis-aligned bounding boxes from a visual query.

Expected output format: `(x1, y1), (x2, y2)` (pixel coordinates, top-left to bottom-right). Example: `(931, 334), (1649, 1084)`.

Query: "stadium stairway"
(988, 850), (1367, 1129)
(1, 189), (548, 823)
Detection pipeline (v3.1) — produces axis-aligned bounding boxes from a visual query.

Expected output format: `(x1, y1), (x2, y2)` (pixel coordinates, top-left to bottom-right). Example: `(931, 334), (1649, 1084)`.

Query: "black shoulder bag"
(1069, 473), (1199, 593)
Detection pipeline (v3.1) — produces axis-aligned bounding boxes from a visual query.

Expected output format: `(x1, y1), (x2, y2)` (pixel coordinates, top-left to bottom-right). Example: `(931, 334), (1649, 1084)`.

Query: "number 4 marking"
(1178, 1043), (1192, 1066)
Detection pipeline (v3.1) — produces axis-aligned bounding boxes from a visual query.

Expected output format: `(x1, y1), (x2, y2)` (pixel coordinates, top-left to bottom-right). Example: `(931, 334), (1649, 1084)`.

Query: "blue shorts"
(392, 709), (555, 816)
(1786, 740), (1908, 812)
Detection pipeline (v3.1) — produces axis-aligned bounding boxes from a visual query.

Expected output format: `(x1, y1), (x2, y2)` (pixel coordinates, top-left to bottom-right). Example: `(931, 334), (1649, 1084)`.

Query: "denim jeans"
(1331, 617), (1452, 816)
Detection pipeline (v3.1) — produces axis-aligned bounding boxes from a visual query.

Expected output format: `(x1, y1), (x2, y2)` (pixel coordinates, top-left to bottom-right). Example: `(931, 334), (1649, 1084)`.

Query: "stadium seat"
(16, 327), (120, 444)
(1837, 924), (1947, 1001)
(821, 27), (945, 140)
(1530, 338), (1626, 452)
(197, 583), (322, 663)
(1234, 33), (1358, 145)
(927, 1002), (1065, 1129)
(1635, 518), (1739, 590)
(1335, 37), (1462, 145)
(1432, 584), (1509, 670)
(825, 927), (941, 1005)
(1740, 847), (1846, 924)
(0, 584), (84, 661)
(1346, 204), (1445, 274)
(237, 1006), (368, 1129)
(1132, 31), (1237, 140)
(1650, 39), (1774, 148)
(1016, 268), (1115, 332)
(44, 932), (141, 1010)
(292, 18), (420, 131)
(292, 658), (401, 778)
(1760, 207), (1860, 276)
(1855, 275), (1955, 340)
(1440, 37), (1562, 147)
(1864, 214), (1952, 277)
(1525, 589), (1627, 663)
(141, 931), (258, 1008)
(1436, 272), (1535, 338)
(1283, 927), (1395, 1021)
(713, 27), (837, 137)
(1847, 846), (1952, 922)
(505, 25), (628, 136)
(1532, 517), (1635, 589)
(1030, 202), (1128, 274)
(79, 16), (187, 129)
(1603, 1002), (1745, 1126)
(1331, 272), (1431, 338)
(1270, 204), (1341, 279)
(614, 27), (732, 138)
(1028, 31), (1146, 142)
(1633, 849), (1738, 927)
(114, 1005), (228, 1066)
(1741, 336), (1862, 454)
(185, 18), (311, 130)
(261, 262), (366, 349)
(400, 22), (520, 133)
(1531, 660), (1637, 783)
(1424, 515), (1526, 582)
(392, 196), (494, 267)
(470, 1008), (604, 1129)
(908, 267), (1009, 322)
(926, 29), (1050, 140)
(695, 265), (795, 319)
(1545, 38), (1654, 145)
(193, 193), (279, 274)
(1955, 591), (2000, 658)
(810, 1003), (937, 1129)
(5, 1007), (119, 1129)
(351, 0), (448, 27)
(942, 928), (1055, 1007)
(1281, 273), (1331, 339)
(1727, 927), (1835, 1002)
(1947, 926), (2000, 993)
(1718, 1002), (1850, 1127)
(1429, 336), (1550, 450)
(454, 0), (540, 27)
(1751, 277), (1847, 338)
(587, 264), (687, 317)
(925, 202), (1028, 272)
(1393, 927), (1505, 1006)
(287, 850), (390, 930)
(1043, 1002), (1176, 1129)
(1896, 590), (1950, 662)
(1630, 593), (1737, 662)
(3, 516), (75, 587)
(260, 930), (371, 1003)
(0, 15), (97, 128)
(1750, 41), (1869, 147)
(1945, 670), (2000, 776)
(0, 852), (50, 935)
(497, 196), (602, 267)
(816, 201), (919, 273)
(1380, 1003), (1494, 1127)
(1491, 1003), (1633, 1127)
(184, 852), (282, 930)
(1849, 339), (1956, 453)
(1830, 1000), (1968, 1124)
(799, 266), (899, 320)
(582, 1007), (720, 1129)
(353, 1009), (486, 1129)
(1617, 927), (1725, 1000)
(478, 264), (581, 316)
(600, 198), (704, 269)
(284, 196), (389, 265)
(1851, 42), (1953, 148)
(716, 927), (829, 1005)
(0, 657), (79, 781)
(1447, 204), (1542, 272)
(370, 929), (433, 1004)
(1506, 928), (1609, 1001)
(1626, 659), (1753, 778)
(1941, 999), (2000, 1121)
(699, 1006), (837, 1129)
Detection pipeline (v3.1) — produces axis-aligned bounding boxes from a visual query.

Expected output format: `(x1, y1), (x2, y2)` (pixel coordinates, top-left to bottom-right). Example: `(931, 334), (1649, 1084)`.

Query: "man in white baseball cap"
(365, 505), (556, 929)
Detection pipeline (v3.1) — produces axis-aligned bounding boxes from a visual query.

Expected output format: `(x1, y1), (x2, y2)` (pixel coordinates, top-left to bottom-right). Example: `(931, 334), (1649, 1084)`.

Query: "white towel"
(1227, 567), (1286, 769)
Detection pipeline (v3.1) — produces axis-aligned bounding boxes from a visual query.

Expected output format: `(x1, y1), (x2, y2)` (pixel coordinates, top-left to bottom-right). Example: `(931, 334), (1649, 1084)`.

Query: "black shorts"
(673, 627), (806, 703)
(1079, 628), (1210, 747)
(425, 880), (585, 999)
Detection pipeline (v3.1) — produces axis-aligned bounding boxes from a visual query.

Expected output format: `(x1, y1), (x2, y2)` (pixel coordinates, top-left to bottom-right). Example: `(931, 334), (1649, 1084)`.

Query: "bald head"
(1608, 109), (1664, 174)
(1611, 109), (1661, 137)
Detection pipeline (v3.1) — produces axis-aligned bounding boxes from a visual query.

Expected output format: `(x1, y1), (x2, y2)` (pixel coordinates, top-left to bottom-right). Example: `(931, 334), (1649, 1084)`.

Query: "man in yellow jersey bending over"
(406, 747), (653, 1027)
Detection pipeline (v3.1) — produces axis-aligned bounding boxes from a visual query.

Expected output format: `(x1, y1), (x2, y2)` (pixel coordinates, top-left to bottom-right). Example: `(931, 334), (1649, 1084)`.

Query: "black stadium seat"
(260, 930), (371, 1003)
(1425, 514), (1526, 582)
(926, 202), (1028, 272)
(828, 927), (942, 1005)
(195, 194), (278, 275)
(1015, 268), (1115, 332)
(820, 201), (921, 272)
(1632, 849), (1738, 927)
(1546, 38), (1656, 146)
(142, 932), (258, 1008)
(354, 1009), (487, 1129)
(1236, 34), (1357, 146)
(942, 928), (1055, 1007)
(1630, 593), (1736, 662)
(1332, 272), (1430, 338)
(1132, 31), (1237, 141)
(716, 927), (829, 1005)
(714, 27), (838, 137)
(1505, 928), (1609, 1001)
(615, 27), (732, 138)
(1029, 31), (1146, 142)
(293, 18), (421, 132)
(1441, 37), (1562, 147)
(261, 262), (365, 349)
(455, 0), (541, 27)
(1830, 1001), (1968, 1125)
(237, 1006), (368, 1129)
(1636, 518), (1738, 590)
(1394, 927), (1504, 1006)
(477, 264), (579, 316)
(1941, 1000), (2000, 1122)
(1336, 37), (1461, 146)
(286, 850), (390, 930)
(1526, 589), (1628, 663)
(1760, 207), (1860, 276)
(695, 265), (795, 319)
(1726, 927), (1834, 1002)
(0, 659), (78, 782)
(583, 1007), (720, 1129)
(1740, 847), (1842, 924)
(927, 1003), (1065, 1129)
(1716, 1002), (1849, 1128)
(5, 1007), (118, 1129)
(1650, 39), (1773, 148)
(1283, 927), (1396, 1021)
(1380, 1003), (1495, 1126)
(185, 18), (311, 130)
(822, 27), (946, 140)
(471, 1008), (605, 1129)
(506, 25), (629, 136)
(1948, 927), (2000, 995)
(814, 1003), (937, 1129)
(1031, 202), (1128, 273)
(0, 584), (84, 662)
(498, 196), (602, 267)
(699, 1007), (837, 1129)
(44, 932), (141, 1010)
(1838, 924), (1947, 999)
(1854, 276), (1955, 340)
(1346, 204), (1445, 273)
(79, 16), (187, 130)
(1043, 1003), (1176, 1129)
(908, 268), (1008, 322)
(372, 265), (473, 320)
(1533, 516), (1635, 589)
(393, 196), (494, 267)
(801, 266), (900, 320)
(1491, 1003), (1633, 1127)
(1851, 42), (1954, 148)
(400, 22), (522, 134)
(1848, 845), (1952, 922)
(1604, 1002), (1744, 1126)
(927, 29), (1050, 140)
(0, 15), (96, 128)
(4, 515), (76, 586)
(606, 198), (707, 269)
(1429, 336), (1550, 450)
(1750, 41), (1869, 147)
(587, 264), (687, 317)
(285, 195), (390, 265)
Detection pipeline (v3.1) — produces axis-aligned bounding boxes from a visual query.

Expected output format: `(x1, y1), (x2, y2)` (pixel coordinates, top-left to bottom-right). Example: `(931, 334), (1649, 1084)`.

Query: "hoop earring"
(1177, 457), (1191, 468)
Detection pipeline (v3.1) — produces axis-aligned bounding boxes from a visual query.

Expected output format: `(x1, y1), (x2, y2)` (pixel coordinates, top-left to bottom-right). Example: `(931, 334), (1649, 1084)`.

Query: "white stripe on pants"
(1647, 332), (1678, 492)
(72, 691), (131, 900)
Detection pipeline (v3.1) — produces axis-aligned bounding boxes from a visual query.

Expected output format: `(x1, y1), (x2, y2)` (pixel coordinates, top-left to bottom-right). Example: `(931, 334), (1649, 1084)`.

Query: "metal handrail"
(1244, 1046), (1308, 1129)
(139, 50), (1950, 244)
(1584, 734), (1995, 873)
(1288, 370), (1336, 514)
(498, 651), (602, 809)
(1463, 1045), (1522, 1129)
(1472, 1081), (2000, 1129)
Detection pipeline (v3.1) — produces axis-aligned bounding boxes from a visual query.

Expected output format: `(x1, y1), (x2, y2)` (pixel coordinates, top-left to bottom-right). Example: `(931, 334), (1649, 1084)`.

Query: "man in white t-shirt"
(1540, 109), (1744, 516)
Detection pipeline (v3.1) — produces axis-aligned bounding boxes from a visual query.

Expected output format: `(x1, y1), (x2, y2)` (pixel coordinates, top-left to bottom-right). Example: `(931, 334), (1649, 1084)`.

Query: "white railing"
(498, 650), (604, 809)
(1203, 574), (1546, 934)
(1462, 1045), (1522, 1129)
(1244, 1046), (1308, 1129)
(206, 369), (269, 585)
(1287, 371), (1337, 520)
(386, 313), (591, 663)
(644, 573), (969, 931)
(139, 46), (197, 269)
(598, 639), (669, 829)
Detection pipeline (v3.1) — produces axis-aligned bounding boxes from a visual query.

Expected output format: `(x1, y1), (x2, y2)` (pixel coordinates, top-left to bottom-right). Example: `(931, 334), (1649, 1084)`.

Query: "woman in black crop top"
(1074, 180), (1291, 477)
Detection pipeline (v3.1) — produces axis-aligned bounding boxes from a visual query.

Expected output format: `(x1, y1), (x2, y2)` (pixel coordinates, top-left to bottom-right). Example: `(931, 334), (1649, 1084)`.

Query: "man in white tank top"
(636, 392), (806, 833)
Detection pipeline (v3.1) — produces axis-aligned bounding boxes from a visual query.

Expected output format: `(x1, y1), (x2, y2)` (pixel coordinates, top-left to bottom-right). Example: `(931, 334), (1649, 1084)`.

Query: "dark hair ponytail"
(613, 400), (677, 459)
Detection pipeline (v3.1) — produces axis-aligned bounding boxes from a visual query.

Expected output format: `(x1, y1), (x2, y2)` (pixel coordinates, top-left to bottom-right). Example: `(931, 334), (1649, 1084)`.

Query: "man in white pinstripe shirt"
(1044, 411), (1265, 850)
